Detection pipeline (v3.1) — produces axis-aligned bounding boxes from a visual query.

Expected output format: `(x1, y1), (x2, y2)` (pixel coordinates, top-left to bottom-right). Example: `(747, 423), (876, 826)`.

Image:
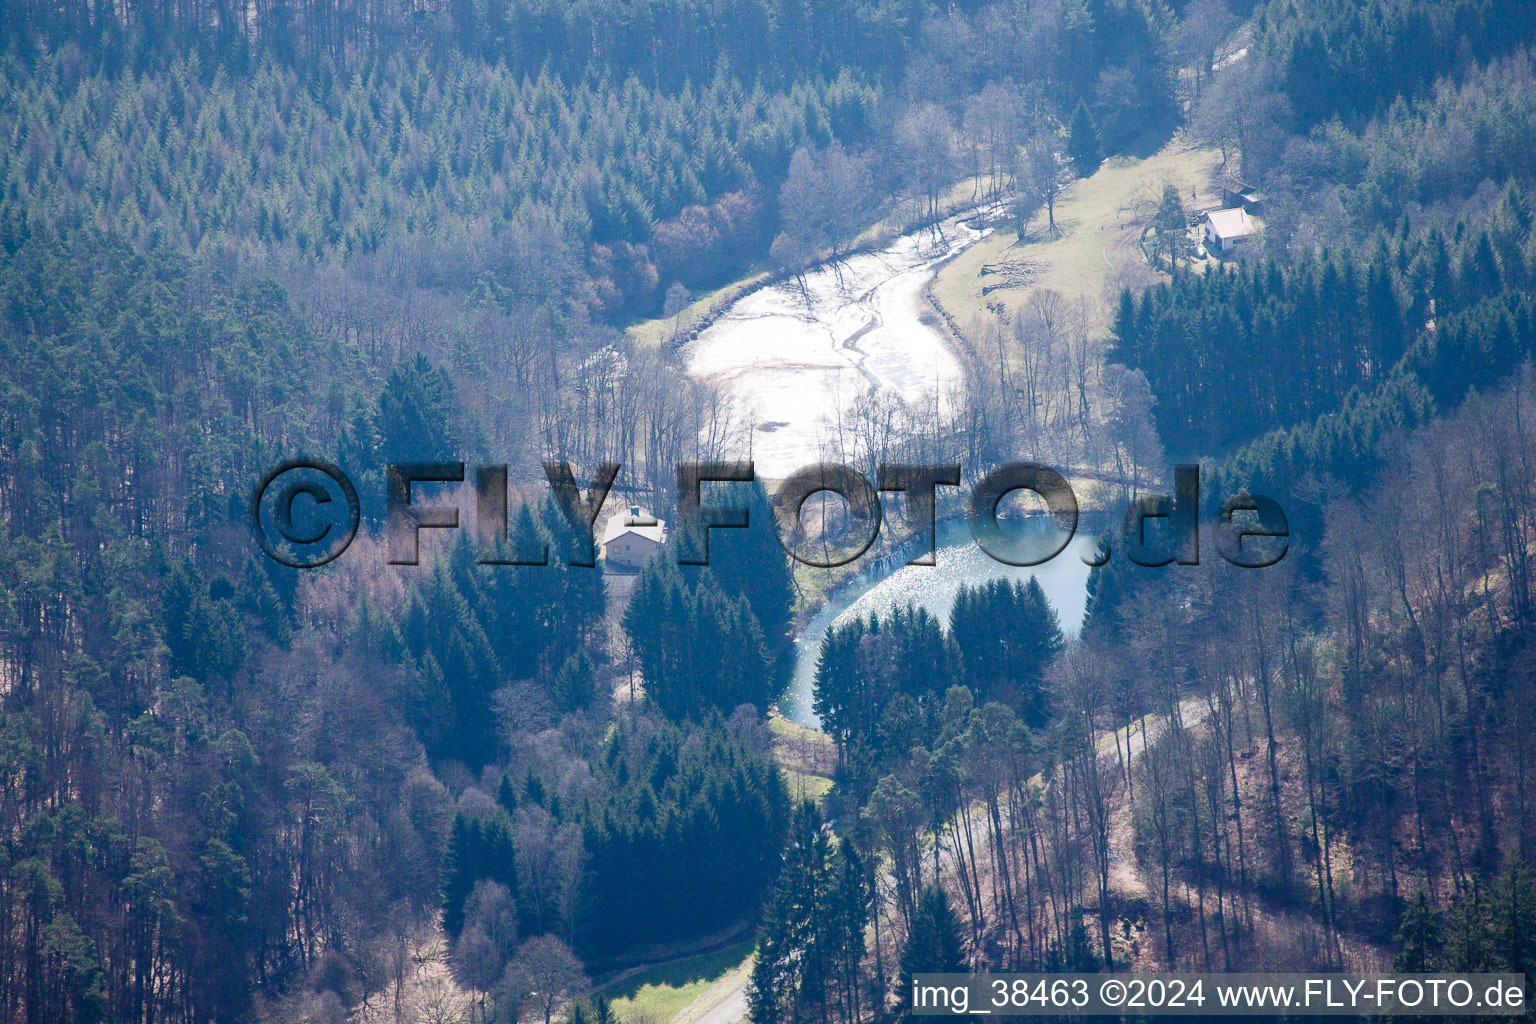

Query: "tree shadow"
(1117, 110), (1181, 160)
(597, 938), (756, 1004)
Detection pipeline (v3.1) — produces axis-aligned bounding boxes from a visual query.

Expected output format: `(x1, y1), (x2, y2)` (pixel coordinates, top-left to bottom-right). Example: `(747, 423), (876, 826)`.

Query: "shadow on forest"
(1118, 112), (1181, 160)
(598, 937), (757, 1003)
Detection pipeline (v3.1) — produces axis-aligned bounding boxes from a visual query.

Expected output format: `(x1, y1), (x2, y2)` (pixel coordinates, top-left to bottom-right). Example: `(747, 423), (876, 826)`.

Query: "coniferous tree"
(552, 650), (600, 714)
(898, 886), (966, 1012)
(1392, 891), (1444, 972)
(1067, 100), (1102, 176)
(813, 605), (963, 781)
(750, 801), (872, 1024)
(581, 716), (787, 954)
(1444, 884), (1497, 972)
(377, 353), (466, 461)
(691, 479), (797, 682)
(443, 812), (519, 940)
(949, 579), (1063, 726)
(1493, 857), (1536, 978)
(625, 558), (773, 719)
(1153, 184), (1188, 270)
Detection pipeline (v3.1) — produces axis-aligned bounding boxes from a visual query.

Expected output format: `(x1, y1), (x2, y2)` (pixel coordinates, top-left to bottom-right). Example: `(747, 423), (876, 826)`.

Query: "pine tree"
(1154, 184), (1187, 271)
(626, 559), (773, 720)
(1067, 101), (1102, 176)
(691, 479), (796, 682)
(899, 886), (966, 1012)
(1393, 890), (1444, 972)
(442, 814), (477, 939)
(750, 801), (833, 1024)
(828, 841), (871, 1023)
(376, 353), (465, 461)
(543, 493), (607, 639)
(1444, 884), (1496, 972)
(749, 911), (790, 1024)
(552, 649), (600, 714)
(1493, 856), (1536, 977)
(949, 579), (1061, 725)
(443, 812), (519, 939)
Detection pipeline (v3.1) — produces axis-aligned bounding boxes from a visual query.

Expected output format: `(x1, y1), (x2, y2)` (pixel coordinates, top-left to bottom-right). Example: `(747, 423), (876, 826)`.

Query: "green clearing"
(782, 767), (834, 804)
(599, 938), (757, 1023)
(931, 141), (1222, 326)
(769, 714), (831, 747)
(770, 714), (835, 807)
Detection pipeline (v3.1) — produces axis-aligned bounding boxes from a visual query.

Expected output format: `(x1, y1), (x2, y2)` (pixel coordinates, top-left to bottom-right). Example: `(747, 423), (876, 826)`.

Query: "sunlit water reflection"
(778, 519), (1094, 727)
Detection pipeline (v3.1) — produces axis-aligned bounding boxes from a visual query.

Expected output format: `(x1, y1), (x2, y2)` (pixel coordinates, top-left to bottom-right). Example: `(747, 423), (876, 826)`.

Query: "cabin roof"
(1205, 207), (1257, 240)
(602, 506), (666, 545)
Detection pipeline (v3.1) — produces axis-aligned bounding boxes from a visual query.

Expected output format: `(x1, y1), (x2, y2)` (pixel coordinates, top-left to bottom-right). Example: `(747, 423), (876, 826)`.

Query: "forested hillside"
(0, 0), (1184, 1018)
(739, 3), (1536, 1019)
(1069, 0), (1536, 995)
(1256, 0), (1536, 125)
(1, 0), (1183, 487)
(3, 0), (1536, 1020)
(0, 213), (791, 1019)
(1, 0), (1176, 318)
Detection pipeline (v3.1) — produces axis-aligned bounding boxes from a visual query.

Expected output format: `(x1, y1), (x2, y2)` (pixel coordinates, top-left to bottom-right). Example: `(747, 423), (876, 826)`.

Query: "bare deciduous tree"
(898, 104), (957, 220)
(500, 936), (588, 1024)
(1016, 133), (1074, 237)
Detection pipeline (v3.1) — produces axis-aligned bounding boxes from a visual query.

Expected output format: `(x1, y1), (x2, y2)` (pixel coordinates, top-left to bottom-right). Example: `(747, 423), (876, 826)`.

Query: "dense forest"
(1064, 0), (1536, 996)
(0, 0), (1182, 1017)
(750, 1), (1536, 1021)
(0, 0), (1176, 315)
(3, 0), (1536, 1021)
(0, 220), (784, 1019)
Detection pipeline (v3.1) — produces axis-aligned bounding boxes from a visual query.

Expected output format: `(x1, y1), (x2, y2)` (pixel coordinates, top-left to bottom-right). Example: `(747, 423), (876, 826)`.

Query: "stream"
(684, 207), (1094, 729)
(686, 210), (986, 478)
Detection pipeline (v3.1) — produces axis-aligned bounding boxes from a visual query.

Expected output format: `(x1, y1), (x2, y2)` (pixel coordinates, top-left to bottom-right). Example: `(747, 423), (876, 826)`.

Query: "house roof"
(1205, 207), (1257, 240)
(602, 506), (666, 546)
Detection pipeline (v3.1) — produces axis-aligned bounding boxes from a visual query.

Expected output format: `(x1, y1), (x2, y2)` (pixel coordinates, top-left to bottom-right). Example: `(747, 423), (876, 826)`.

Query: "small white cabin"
(1203, 208), (1257, 252)
(601, 506), (666, 571)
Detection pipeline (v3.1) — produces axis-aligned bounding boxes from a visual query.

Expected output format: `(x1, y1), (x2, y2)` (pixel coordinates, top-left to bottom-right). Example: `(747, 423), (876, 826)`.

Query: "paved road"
(691, 975), (750, 1024)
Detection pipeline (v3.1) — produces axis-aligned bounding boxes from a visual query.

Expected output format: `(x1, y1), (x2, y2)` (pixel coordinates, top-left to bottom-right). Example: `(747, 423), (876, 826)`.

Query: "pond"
(777, 518), (1095, 727)
(682, 204), (1092, 729)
